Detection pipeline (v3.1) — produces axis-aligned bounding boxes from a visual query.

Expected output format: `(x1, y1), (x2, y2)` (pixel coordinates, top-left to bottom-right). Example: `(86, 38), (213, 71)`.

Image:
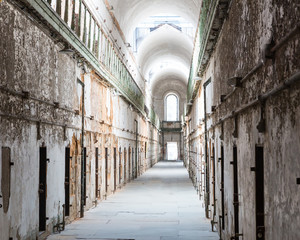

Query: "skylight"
(133, 15), (194, 52)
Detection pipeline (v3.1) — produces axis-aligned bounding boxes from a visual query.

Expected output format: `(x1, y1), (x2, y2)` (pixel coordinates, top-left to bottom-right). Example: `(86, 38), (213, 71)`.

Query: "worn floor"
(47, 161), (219, 240)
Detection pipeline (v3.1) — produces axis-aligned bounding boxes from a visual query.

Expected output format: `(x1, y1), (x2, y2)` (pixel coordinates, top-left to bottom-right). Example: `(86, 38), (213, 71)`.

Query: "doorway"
(124, 148), (127, 184)
(119, 147), (122, 185)
(95, 147), (99, 198)
(232, 146), (239, 239)
(255, 146), (265, 240)
(114, 148), (117, 191)
(39, 147), (47, 232)
(167, 142), (178, 160)
(105, 148), (108, 193)
(65, 147), (70, 216)
(83, 148), (87, 205)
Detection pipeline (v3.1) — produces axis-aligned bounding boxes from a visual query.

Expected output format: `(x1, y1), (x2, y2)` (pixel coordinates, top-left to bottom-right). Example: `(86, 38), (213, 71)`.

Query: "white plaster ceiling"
(152, 79), (187, 101)
(108, 0), (201, 39)
(137, 25), (193, 83)
(150, 65), (189, 92)
(106, 0), (201, 95)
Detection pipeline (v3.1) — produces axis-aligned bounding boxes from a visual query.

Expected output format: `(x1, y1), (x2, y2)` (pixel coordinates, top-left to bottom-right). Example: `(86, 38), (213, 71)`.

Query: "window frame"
(164, 93), (179, 121)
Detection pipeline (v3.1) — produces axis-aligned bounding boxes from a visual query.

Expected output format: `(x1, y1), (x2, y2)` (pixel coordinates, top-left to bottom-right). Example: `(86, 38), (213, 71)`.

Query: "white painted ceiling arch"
(152, 78), (187, 100)
(150, 66), (188, 92)
(107, 0), (201, 41)
(137, 25), (193, 83)
(106, 0), (200, 101)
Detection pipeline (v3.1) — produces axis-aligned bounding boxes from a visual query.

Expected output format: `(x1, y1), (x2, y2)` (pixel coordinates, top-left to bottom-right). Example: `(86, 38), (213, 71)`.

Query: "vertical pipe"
(203, 78), (211, 218)
(77, 79), (85, 218)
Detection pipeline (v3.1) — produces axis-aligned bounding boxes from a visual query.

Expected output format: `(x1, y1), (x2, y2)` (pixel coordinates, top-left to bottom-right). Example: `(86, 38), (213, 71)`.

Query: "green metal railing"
(25, 0), (160, 127)
(149, 106), (160, 129)
(187, 0), (218, 102)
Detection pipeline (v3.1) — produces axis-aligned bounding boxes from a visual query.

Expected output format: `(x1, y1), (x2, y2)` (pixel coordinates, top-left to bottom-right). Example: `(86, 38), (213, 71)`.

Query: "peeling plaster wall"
(185, 0), (300, 239)
(0, 1), (160, 239)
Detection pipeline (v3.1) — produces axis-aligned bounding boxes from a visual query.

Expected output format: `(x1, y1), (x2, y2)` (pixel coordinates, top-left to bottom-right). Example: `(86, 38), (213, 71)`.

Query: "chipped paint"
(0, 1), (161, 239)
(185, 0), (300, 239)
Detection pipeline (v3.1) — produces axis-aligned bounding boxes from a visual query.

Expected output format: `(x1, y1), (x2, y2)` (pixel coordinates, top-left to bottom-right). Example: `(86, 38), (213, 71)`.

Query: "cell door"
(114, 148), (117, 191)
(95, 148), (99, 198)
(65, 147), (70, 216)
(132, 148), (134, 179)
(105, 148), (108, 193)
(39, 147), (47, 231)
(83, 148), (87, 205)
(232, 146), (239, 239)
(128, 147), (131, 181)
(124, 148), (127, 183)
(255, 147), (265, 240)
(119, 147), (122, 185)
(221, 146), (225, 230)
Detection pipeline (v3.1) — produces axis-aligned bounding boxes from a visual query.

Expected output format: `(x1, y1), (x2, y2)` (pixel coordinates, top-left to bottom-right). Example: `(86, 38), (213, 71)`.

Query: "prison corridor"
(47, 161), (218, 240)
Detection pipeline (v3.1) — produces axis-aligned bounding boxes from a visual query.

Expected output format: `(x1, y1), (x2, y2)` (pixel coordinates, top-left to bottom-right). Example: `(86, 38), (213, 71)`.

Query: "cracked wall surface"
(185, 0), (300, 239)
(1, 0), (299, 239)
(0, 1), (160, 239)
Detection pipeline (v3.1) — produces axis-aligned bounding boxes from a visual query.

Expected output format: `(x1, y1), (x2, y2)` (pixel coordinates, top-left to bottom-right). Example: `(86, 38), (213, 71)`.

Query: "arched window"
(165, 93), (179, 121)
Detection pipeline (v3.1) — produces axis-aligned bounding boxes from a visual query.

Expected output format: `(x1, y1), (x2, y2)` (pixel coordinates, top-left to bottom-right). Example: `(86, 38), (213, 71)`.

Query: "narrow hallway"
(47, 161), (218, 240)
(1, 0), (299, 239)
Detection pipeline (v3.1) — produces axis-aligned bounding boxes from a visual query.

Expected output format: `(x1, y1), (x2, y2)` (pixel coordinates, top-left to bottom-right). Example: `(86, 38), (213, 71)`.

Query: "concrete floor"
(47, 161), (219, 240)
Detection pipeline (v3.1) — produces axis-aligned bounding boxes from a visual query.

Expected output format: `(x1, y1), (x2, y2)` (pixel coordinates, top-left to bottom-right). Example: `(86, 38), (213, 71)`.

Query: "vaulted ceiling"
(106, 0), (201, 106)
